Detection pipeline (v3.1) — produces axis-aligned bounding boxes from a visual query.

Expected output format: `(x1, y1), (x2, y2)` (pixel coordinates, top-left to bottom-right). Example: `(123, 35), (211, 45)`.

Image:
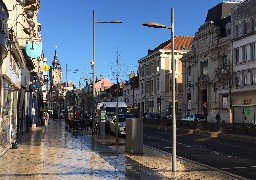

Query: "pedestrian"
(242, 111), (246, 125)
(43, 111), (49, 130)
(215, 113), (221, 123)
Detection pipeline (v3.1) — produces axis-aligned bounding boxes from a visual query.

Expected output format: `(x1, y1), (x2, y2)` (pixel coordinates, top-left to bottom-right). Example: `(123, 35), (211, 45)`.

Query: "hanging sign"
(42, 63), (50, 71)
(25, 41), (42, 58)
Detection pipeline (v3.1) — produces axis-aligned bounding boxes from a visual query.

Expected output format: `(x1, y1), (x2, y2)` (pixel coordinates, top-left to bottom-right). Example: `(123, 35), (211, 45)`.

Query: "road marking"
(233, 166), (247, 169)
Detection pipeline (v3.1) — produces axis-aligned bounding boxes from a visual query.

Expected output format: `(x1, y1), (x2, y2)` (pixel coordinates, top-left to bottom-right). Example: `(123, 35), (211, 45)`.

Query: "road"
(143, 126), (256, 180)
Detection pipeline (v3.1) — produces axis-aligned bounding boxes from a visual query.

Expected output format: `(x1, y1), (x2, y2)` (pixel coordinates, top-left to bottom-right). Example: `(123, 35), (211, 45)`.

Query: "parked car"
(181, 113), (206, 121)
(109, 114), (136, 135)
(142, 112), (161, 119)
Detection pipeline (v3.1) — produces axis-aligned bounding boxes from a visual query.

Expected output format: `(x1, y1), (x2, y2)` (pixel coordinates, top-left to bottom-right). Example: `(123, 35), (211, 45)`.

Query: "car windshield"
(118, 115), (126, 122)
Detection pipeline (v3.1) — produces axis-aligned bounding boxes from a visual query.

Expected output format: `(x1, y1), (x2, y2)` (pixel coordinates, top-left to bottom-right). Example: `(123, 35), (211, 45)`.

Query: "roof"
(151, 36), (194, 53)
(95, 78), (112, 89)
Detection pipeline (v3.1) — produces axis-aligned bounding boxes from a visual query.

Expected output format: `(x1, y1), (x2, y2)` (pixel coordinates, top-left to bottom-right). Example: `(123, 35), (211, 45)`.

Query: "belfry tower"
(49, 50), (62, 87)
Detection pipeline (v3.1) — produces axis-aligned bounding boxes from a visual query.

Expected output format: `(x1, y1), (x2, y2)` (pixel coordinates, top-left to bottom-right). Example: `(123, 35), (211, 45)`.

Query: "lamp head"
(25, 10), (34, 19)
(142, 22), (170, 29)
(27, 20), (35, 28)
(17, 0), (26, 6)
(23, 27), (30, 35)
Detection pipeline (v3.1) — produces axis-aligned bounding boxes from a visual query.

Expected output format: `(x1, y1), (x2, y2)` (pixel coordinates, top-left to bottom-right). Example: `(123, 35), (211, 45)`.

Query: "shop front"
(1, 54), (21, 149)
(233, 92), (256, 124)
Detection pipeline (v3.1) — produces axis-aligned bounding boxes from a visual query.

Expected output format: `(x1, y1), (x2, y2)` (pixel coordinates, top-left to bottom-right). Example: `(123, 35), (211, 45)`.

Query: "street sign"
(25, 41), (42, 58)
(31, 82), (41, 90)
(42, 63), (50, 71)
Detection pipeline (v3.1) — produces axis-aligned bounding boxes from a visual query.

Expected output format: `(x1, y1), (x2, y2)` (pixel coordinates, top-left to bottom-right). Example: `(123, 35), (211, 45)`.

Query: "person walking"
(242, 111), (246, 125)
(215, 113), (221, 123)
(43, 111), (49, 130)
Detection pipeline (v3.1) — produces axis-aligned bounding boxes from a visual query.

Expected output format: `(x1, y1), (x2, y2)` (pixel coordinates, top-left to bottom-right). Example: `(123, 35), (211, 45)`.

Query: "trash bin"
(126, 118), (143, 154)
(100, 120), (106, 139)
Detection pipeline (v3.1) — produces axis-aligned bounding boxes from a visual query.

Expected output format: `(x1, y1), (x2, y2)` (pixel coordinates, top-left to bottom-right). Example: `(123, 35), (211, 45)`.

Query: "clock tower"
(50, 50), (62, 87)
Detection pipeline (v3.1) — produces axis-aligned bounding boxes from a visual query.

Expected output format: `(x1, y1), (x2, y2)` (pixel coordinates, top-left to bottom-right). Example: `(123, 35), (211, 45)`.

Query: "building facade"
(181, 2), (240, 122)
(0, 0), (42, 152)
(231, 0), (256, 124)
(138, 36), (193, 118)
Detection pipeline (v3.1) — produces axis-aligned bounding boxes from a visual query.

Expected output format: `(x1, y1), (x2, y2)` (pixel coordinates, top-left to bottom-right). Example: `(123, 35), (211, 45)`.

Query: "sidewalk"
(0, 119), (165, 180)
(96, 135), (247, 180)
(0, 119), (248, 179)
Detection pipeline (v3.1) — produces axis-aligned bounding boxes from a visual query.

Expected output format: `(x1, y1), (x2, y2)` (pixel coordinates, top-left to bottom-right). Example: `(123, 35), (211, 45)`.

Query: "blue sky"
(38, 0), (227, 87)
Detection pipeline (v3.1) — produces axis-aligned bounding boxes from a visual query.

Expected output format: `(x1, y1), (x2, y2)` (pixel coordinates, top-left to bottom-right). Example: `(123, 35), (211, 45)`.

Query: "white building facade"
(138, 36), (193, 118)
(231, 0), (256, 124)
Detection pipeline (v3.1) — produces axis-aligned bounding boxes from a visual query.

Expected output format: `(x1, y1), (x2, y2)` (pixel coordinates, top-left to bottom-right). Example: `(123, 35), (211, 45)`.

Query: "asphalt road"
(143, 126), (256, 180)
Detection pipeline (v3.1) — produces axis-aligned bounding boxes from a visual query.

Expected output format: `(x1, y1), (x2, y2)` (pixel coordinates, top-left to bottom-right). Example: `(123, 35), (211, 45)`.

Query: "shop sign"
(25, 41), (42, 58)
(223, 97), (228, 108)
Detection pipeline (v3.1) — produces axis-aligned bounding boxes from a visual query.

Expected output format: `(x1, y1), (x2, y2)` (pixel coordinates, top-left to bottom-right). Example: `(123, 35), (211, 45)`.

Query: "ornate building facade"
(181, 2), (240, 122)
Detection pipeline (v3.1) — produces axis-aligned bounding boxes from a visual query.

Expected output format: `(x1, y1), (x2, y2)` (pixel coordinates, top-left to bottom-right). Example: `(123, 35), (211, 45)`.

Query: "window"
(234, 48), (239, 64)
(223, 55), (228, 70)
(234, 25), (239, 38)
(187, 66), (191, 82)
(250, 43), (255, 60)
(140, 83), (144, 95)
(243, 21), (248, 35)
(252, 74), (256, 84)
(251, 19), (255, 32)
(156, 78), (159, 92)
(201, 61), (208, 76)
(146, 65), (149, 76)
(242, 46), (247, 62)
(151, 79), (154, 94)
(146, 80), (149, 94)
(156, 60), (160, 72)
(243, 74), (247, 85)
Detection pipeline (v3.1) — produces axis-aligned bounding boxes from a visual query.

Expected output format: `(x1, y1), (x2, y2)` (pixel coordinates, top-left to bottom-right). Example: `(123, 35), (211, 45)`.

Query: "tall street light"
(92, 10), (122, 134)
(142, 8), (176, 172)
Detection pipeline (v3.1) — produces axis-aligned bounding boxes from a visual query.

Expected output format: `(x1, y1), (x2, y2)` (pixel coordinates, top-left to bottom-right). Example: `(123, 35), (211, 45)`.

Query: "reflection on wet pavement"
(0, 119), (164, 180)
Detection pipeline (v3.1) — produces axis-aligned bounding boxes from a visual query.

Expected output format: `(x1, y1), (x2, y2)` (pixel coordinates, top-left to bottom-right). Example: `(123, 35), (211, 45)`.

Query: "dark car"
(181, 113), (206, 121)
(148, 112), (161, 119)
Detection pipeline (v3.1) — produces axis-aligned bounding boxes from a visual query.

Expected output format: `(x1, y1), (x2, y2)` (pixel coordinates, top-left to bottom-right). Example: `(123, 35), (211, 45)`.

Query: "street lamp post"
(143, 8), (176, 172)
(92, 10), (122, 134)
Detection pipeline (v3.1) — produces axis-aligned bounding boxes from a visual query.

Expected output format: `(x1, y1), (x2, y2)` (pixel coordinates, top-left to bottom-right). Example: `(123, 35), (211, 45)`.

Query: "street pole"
(143, 8), (177, 172)
(65, 64), (68, 126)
(115, 50), (119, 144)
(92, 10), (96, 134)
(91, 10), (121, 135)
(171, 8), (176, 172)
